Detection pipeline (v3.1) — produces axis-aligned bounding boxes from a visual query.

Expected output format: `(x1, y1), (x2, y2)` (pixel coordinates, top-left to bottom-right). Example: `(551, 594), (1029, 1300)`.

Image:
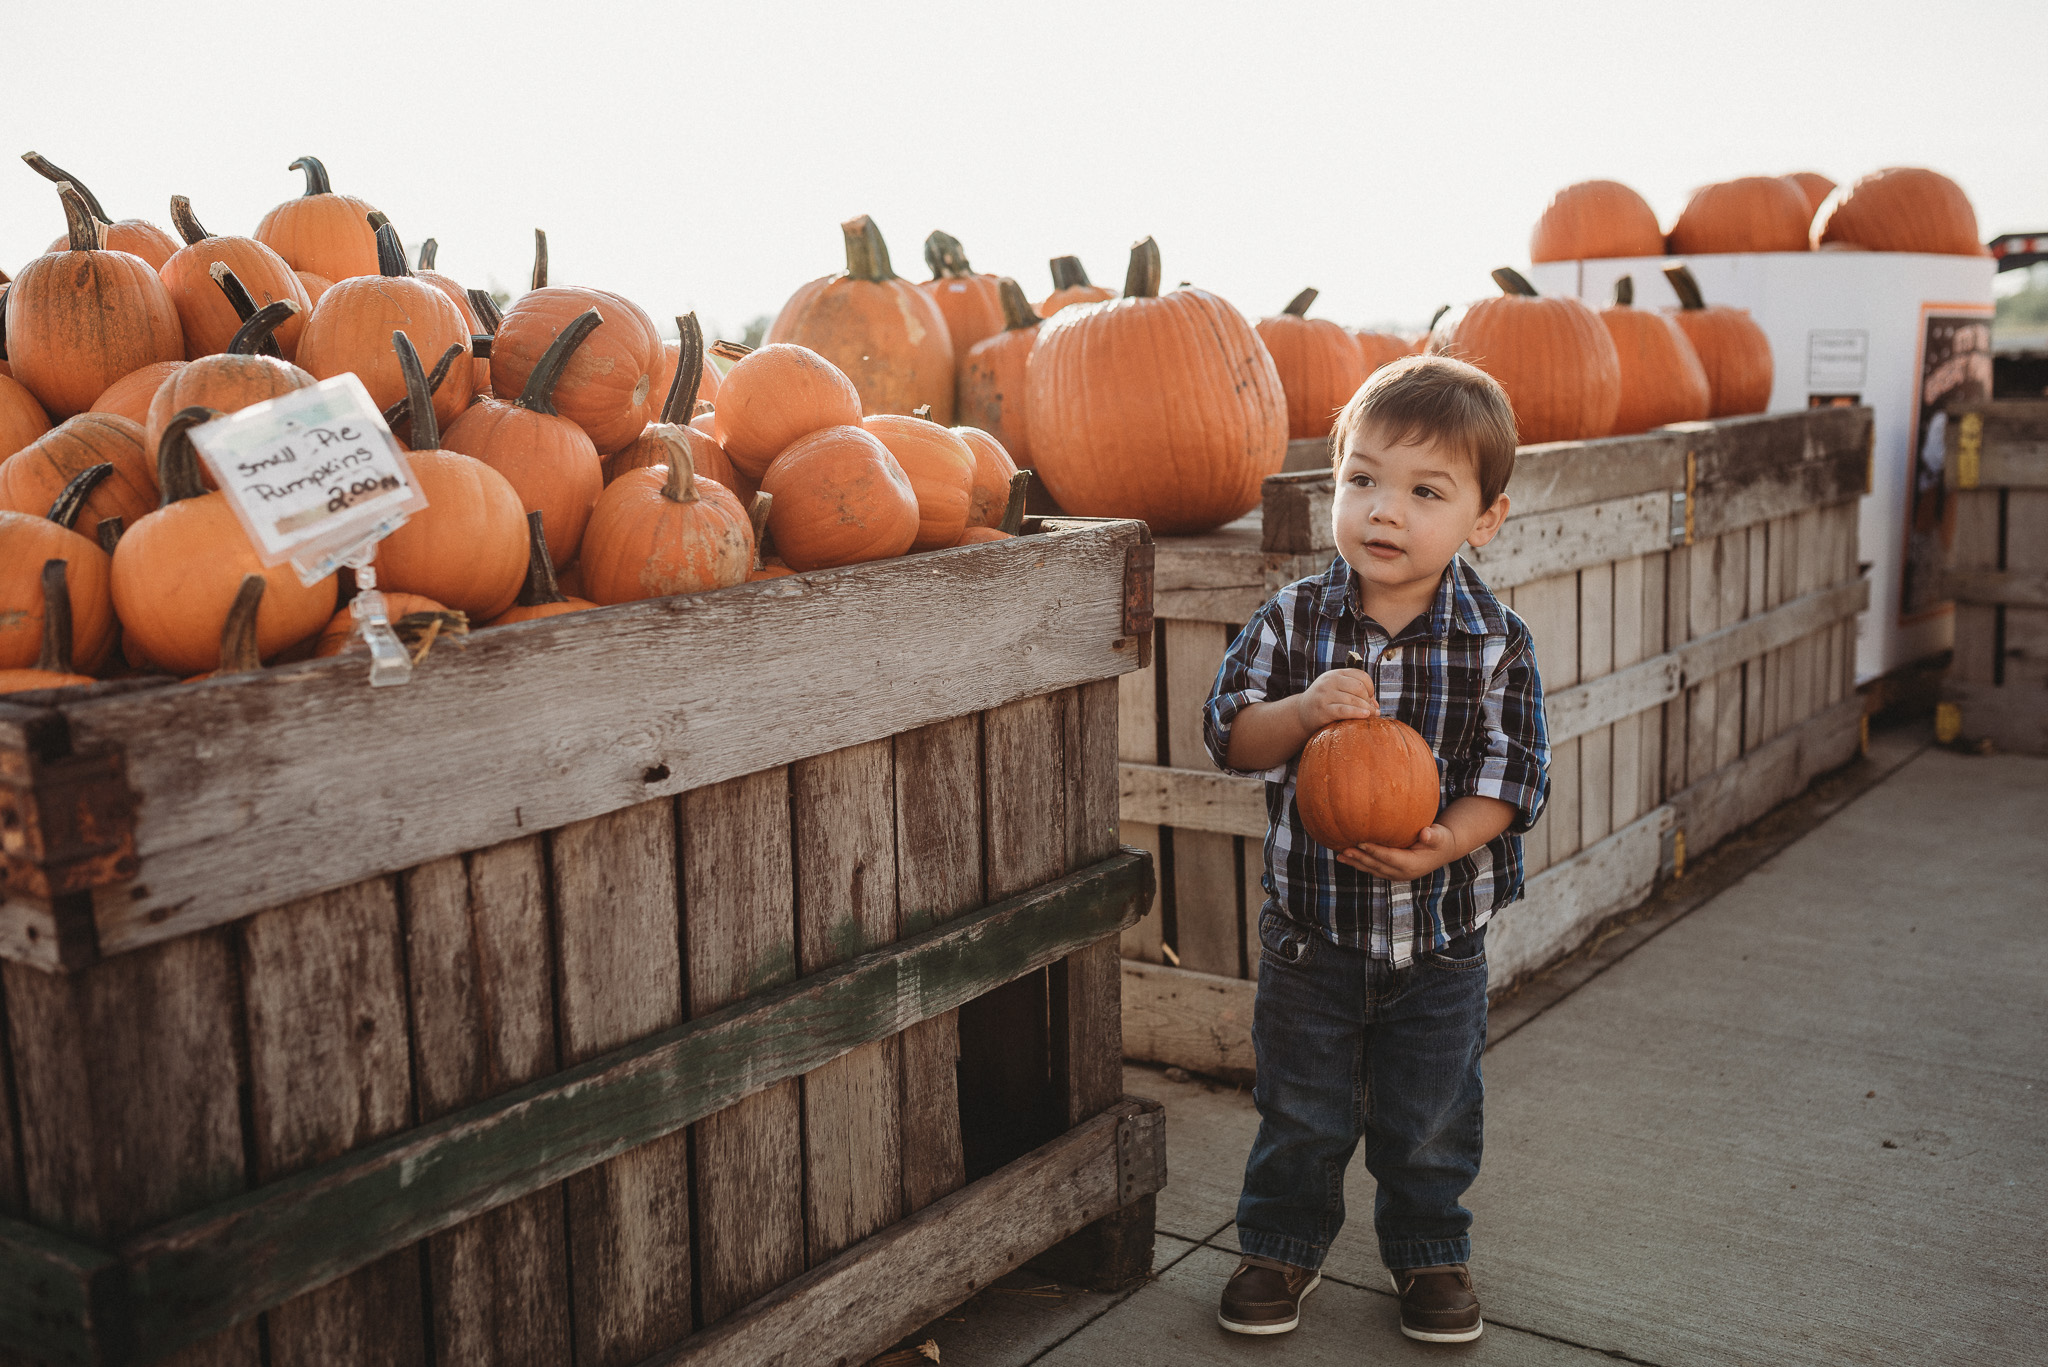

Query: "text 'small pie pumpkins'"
(1295, 714), (1441, 852)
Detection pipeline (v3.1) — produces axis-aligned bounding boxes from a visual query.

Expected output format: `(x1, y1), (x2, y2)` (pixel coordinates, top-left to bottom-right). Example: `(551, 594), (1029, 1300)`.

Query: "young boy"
(1204, 356), (1549, 1345)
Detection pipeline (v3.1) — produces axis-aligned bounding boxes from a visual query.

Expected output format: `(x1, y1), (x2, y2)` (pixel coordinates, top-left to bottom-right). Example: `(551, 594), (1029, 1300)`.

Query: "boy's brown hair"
(1330, 355), (1519, 508)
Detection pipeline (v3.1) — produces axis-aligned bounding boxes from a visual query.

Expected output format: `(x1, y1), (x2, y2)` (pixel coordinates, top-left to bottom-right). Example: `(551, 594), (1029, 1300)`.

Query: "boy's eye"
(1414, 485), (1440, 499)
(1350, 473), (1373, 487)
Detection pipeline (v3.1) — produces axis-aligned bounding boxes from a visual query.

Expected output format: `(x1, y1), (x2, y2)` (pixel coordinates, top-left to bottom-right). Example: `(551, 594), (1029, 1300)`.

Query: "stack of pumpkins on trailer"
(1941, 399), (2048, 754)
(1115, 407), (1874, 1081)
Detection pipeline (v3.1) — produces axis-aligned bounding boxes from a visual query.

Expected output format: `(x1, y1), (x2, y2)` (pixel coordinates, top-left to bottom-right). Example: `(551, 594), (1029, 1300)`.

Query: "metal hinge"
(1670, 450), (1697, 547)
(1116, 1114), (1142, 1206)
(0, 744), (138, 905)
(1123, 539), (1155, 670)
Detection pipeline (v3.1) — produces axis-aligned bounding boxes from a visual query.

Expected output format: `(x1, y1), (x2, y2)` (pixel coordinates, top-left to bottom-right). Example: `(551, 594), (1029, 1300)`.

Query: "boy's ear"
(1464, 493), (1511, 548)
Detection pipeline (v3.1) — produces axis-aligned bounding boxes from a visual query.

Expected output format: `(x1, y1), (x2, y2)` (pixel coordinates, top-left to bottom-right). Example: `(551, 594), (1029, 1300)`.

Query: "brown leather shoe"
(1218, 1254), (1321, 1335)
(1389, 1263), (1482, 1342)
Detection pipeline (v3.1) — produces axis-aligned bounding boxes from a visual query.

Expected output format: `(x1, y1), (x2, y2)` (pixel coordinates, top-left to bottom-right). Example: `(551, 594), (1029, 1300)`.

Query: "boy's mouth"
(1362, 538), (1404, 560)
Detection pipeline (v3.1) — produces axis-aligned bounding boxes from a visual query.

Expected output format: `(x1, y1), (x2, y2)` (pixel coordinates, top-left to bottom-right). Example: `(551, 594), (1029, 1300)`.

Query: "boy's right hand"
(1295, 668), (1379, 730)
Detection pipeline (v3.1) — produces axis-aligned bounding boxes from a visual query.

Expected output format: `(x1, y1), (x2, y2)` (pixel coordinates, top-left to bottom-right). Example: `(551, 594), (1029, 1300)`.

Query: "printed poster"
(1900, 307), (1993, 621)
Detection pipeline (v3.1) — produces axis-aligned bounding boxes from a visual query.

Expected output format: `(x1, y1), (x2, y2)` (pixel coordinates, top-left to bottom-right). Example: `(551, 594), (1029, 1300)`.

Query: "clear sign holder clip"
(347, 555), (414, 687)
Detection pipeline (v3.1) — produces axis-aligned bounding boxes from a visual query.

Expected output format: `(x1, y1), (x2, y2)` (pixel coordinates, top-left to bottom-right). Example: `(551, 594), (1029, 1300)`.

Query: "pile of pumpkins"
(0, 156), (1029, 689)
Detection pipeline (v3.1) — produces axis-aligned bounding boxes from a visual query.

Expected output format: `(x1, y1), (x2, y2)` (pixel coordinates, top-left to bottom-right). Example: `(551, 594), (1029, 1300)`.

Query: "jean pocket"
(1422, 945), (1487, 972)
(1258, 910), (1317, 966)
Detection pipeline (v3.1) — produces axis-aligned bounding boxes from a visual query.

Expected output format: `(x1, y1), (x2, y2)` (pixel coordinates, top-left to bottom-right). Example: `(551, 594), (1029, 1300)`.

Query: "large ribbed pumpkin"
(144, 297), (314, 458)
(0, 374), (52, 461)
(1428, 268), (1618, 446)
(1599, 277), (1710, 436)
(1816, 168), (1985, 256)
(6, 184), (185, 419)
(1667, 177), (1813, 255)
(0, 413), (157, 532)
(714, 343), (864, 478)
(607, 315), (743, 493)
(408, 243), (491, 397)
(160, 197), (313, 360)
(1257, 288), (1367, 441)
(956, 425), (1022, 529)
(918, 231), (1008, 365)
(88, 362), (184, 426)
(580, 445), (754, 604)
(0, 477), (115, 673)
(253, 157), (380, 283)
(1783, 172), (1836, 222)
(1352, 329), (1413, 379)
(1662, 265), (1774, 417)
(761, 425), (919, 570)
(768, 216), (956, 421)
(1037, 256), (1116, 317)
(23, 153), (179, 270)
(958, 279), (1041, 467)
(863, 412), (976, 551)
(0, 560), (99, 693)
(1026, 238), (1286, 535)
(1529, 180), (1664, 263)
(1295, 715), (1441, 852)
(297, 223), (475, 429)
(491, 284), (663, 455)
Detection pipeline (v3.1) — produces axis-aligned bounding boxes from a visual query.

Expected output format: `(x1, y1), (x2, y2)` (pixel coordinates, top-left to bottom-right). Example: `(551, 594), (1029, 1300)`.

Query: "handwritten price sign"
(188, 373), (429, 583)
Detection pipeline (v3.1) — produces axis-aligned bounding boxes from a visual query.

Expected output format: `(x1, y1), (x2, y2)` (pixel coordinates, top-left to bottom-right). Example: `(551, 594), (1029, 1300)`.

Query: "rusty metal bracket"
(1, 713), (136, 969)
(1123, 538), (1155, 669)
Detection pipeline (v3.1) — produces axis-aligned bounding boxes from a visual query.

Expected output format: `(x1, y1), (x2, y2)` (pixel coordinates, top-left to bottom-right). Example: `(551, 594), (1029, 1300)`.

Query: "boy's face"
(1331, 423), (1510, 594)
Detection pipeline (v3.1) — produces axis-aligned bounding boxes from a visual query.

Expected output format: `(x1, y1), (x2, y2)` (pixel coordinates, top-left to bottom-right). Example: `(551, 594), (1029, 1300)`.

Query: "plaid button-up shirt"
(1202, 554), (1550, 964)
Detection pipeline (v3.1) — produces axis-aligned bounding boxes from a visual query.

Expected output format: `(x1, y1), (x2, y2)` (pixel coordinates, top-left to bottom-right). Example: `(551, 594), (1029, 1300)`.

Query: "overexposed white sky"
(5, 0), (2037, 339)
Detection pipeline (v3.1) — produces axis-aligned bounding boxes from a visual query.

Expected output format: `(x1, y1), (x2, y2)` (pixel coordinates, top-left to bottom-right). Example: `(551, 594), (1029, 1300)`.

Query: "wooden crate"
(0, 520), (1165, 1367)
(1942, 400), (2048, 754)
(1118, 410), (1874, 1081)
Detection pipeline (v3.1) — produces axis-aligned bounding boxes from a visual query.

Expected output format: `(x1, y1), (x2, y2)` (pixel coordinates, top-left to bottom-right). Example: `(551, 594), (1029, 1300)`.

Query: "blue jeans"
(1235, 908), (1488, 1272)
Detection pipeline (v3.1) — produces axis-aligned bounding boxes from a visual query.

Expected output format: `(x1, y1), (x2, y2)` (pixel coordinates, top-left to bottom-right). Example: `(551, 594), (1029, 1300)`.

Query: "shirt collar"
(1315, 553), (1507, 641)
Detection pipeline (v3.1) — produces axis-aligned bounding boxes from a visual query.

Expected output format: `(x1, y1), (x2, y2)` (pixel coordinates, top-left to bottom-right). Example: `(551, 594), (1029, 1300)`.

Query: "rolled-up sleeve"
(1444, 622), (1550, 833)
(1201, 601), (1290, 779)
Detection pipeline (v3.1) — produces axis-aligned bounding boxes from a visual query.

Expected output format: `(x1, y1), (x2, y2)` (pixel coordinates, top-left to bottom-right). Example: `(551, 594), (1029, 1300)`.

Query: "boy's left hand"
(1339, 824), (1460, 881)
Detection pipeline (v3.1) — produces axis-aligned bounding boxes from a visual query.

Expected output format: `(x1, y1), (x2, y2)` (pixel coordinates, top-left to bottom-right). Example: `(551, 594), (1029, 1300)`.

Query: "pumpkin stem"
(169, 195), (211, 245)
(95, 517), (122, 554)
(380, 343), (463, 432)
(659, 313), (705, 425)
(0, 290), (9, 361)
(217, 574), (266, 675)
(1427, 304), (1450, 334)
(467, 289), (503, 335)
(34, 560), (75, 676)
(995, 278), (1038, 331)
(418, 238), (438, 271)
(709, 339), (754, 362)
(840, 215), (898, 283)
(747, 490), (774, 567)
(912, 404), (933, 421)
(289, 156), (334, 198)
(1613, 276), (1634, 308)
(1284, 288), (1319, 317)
(1663, 264), (1707, 311)
(514, 510), (567, 607)
(924, 230), (973, 280)
(54, 183), (100, 253)
(47, 463), (113, 530)
(211, 264), (289, 359)
(1049, 256), (1094, 291)
(393, 332), (440, 449)
(518, 308), (604, 416)
(531, 230), (548, 291)
(1124, 237), (1162, 300)
(21, 153), (110, 224)
(1491, 267), (1539, 298)
(157, 408), (222, 506)
(660, 433), (700, 506)
(999, 470), (1031, 536)
(367, 210), (390, 232)
(375, 222), (412, 279)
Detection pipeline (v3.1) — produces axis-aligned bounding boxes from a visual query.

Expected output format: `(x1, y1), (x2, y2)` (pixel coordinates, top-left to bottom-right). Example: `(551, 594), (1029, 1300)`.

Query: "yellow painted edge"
(1934, 701), (1962, 745)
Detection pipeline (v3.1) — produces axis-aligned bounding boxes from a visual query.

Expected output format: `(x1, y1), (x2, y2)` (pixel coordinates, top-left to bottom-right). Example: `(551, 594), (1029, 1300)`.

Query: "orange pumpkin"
(767, 215), (956, 421)
(863, 412), (976, 551)
(760, 424), (919, 571)
(144, 294), (314, 459)
(0, 561), (99, 694)
(649, 337), (723, 424)
(160, 196), (313, 361)
(1352, 329), (1412, 378)
(23, 152), (179, 270)
(110, 409), (336, 674)
(1662, 265), (1774, 418)
(89, 361), (184, 426)
(0, 470), (117, 673)
(958, 278), (1041, 468)
(1413, 305), (1451, 355)
(1, 372), (52, 460)
(919, 230), (1008, 365)
(1600, 276), (1710, 436)
(297, 223), (475, 430)
(1037, 255), (1117, 317)
(1816, 167), (1985, 256)
(1427, 268), (1619, 445)
(1782, 172), (1836, 222)
(1026, 237), (1287, 535)
(608, 315), (745, 496)
(1295, 715), (1441, 852)
(955, 527), (1012, 546)
(580, 443), (754, 603)
(296, 271), (334, 305)
(368, 335), (529, 620)
(467, 287), (500, 397)
(6, 184), (185, 419)
(253, 157), (380, 283)
(955, 425), (1022, 529)
(1667, 177), (1813, 255)
(411, 238), (492, 395)
(442, 308), (605, 567)
(714, 343), (865, 479)
(1529, 180), (1665, 263)
(1257, 288), (1368, 441)
(489, 511), (596, 624)
(0, 412), (157, 531)
(491, 284), (663, 454)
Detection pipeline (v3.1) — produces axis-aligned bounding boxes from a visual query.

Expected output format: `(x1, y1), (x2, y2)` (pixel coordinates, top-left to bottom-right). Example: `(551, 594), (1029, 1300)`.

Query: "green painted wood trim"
(0, 1213), (125, 1366)
(115, 848), (1154, 1360)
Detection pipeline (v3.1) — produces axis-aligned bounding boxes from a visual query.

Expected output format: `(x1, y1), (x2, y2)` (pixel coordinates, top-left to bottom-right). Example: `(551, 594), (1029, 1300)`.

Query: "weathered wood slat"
(1502, 430), (1689, 517)
(1692, 442), (1867, 540)
(59, 523), (1143, 958)
(1939, 567), (2048, 609)
(1463, 492), (1672, 592)
(1673, 576), (1867, 692)
(645, 1098), (1166, 1367)
(1119, 764), (1268, 840)
(114, 850), (1152, 1360)
(1946, 400), (2048, 489)
(0, 1214), (119, 1367)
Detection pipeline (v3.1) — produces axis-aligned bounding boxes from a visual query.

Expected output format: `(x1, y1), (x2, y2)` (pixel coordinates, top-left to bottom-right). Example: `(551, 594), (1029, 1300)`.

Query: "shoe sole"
(1216, 1272), (1321, 1335)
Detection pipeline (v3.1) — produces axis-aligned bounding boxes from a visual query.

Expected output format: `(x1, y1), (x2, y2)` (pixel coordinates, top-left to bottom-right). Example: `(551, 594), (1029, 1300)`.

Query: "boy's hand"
(1295, 668), (1378, 730)
(1339, 824), (1459, 881)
